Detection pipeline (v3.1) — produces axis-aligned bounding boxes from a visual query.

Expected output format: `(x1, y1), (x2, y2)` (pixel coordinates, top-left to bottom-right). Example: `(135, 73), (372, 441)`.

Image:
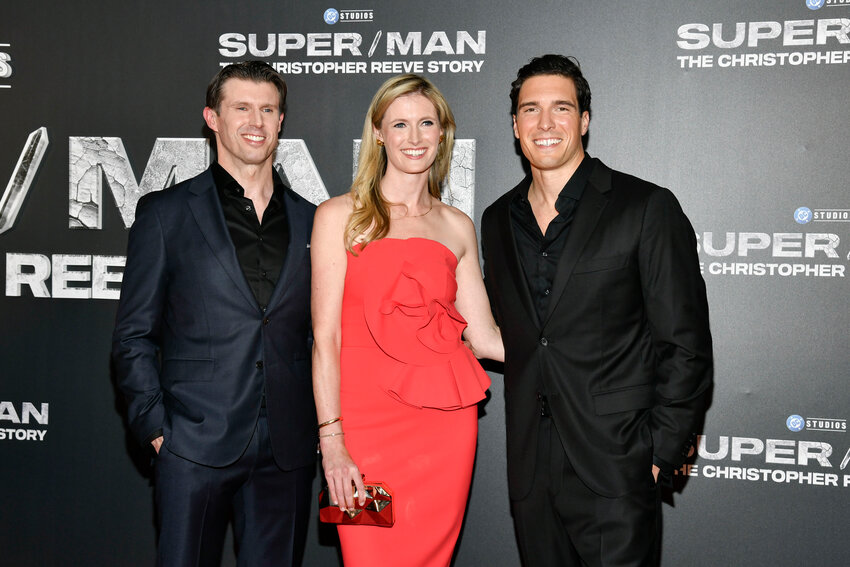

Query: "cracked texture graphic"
(69, 138), (209, 229)
(69, 138), (329, 228)
(274, 140), (330, 206)
(0, 126), (49, 234)
(444, 140), (475, 218)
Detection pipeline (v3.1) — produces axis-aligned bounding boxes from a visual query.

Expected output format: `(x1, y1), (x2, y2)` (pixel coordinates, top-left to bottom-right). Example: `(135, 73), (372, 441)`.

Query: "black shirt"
(509, 154), (594, 324)
(212, 162), (289, 310)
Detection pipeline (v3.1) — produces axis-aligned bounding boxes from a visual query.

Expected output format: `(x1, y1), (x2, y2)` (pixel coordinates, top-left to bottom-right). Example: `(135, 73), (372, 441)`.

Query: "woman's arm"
(452, 212), (505, 363)
(311, 195), (366, 510)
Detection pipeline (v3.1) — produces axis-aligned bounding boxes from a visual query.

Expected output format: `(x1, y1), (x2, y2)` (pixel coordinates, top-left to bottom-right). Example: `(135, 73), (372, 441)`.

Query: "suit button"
(540, 337), (548, 347)
(256, 361), (264, 369)
(263, 318), (270, 325)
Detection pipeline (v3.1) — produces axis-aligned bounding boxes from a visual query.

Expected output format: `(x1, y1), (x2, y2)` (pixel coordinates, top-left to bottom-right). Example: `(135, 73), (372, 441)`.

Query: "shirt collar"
(553, 154), (593, 213)
(512, 154), (594, 213)
(212, 161), (287, 208)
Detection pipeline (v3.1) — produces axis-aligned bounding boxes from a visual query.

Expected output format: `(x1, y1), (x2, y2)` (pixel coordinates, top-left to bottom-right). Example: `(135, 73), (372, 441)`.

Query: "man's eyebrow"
(517, 99), (577, 109)
(229, 100), (276, 106)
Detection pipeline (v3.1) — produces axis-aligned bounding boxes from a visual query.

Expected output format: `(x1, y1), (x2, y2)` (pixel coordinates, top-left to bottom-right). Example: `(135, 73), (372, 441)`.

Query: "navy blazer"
(482, 158), (713, 499)
(112, 168), (317, 469)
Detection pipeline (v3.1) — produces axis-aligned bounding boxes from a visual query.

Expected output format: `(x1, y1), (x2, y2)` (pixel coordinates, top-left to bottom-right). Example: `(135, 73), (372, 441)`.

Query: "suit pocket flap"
(162, 358), (215, 382)
(592, 384), (654, 415)
(573, 254), (628, 274)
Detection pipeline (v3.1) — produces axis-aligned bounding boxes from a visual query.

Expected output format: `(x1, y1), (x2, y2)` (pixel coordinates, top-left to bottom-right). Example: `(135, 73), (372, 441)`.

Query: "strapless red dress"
(337, 237), (490, 567)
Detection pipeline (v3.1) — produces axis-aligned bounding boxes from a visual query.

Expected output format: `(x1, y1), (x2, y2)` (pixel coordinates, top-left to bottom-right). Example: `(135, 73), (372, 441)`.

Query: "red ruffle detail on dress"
(360, 242), (490, 410)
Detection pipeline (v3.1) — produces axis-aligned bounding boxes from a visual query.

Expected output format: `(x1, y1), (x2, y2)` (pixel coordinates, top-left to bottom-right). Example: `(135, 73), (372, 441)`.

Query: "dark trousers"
(154, 410), (313, 567)
(511, 417), (661, 567)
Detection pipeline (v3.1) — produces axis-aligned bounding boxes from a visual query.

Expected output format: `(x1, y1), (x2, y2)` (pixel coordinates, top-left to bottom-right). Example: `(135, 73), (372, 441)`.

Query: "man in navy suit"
(482, 55), (713, 566)
(113, 61), (317, 566)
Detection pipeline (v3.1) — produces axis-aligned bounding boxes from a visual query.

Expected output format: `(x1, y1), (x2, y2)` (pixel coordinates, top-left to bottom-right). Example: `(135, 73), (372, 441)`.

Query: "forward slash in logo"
(368, 31), (383, 57)
(0, 127), (49, 235)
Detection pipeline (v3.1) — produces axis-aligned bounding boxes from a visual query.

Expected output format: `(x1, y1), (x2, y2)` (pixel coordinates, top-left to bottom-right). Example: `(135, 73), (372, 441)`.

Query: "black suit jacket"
(112, 167), (317, 469)
(482, 158), (712, 499)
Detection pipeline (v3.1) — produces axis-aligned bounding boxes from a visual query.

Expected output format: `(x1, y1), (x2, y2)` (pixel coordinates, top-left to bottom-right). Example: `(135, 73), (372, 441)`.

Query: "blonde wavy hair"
(345, 74), (456, 252)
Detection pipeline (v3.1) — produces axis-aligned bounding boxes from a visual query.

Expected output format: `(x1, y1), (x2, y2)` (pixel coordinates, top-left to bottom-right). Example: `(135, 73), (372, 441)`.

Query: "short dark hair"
(509, 54), (591, 118)
(205, 60), (287, 114)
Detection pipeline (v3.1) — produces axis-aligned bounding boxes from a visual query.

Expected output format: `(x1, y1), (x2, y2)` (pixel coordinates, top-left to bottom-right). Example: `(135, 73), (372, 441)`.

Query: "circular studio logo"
(787, 415), (805, 432)
(324, 8), (340, 24)
(806, 0), (825, 10)
(794, 206), (812, 224)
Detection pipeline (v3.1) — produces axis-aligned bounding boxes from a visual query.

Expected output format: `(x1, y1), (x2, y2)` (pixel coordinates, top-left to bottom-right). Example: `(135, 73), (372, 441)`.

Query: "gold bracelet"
(318, 416), (343, 429)
(319, 432), (345, 438)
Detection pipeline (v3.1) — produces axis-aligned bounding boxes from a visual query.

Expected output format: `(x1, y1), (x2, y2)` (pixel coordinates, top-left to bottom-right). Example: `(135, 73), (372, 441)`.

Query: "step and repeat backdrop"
(2, 1), (848, 565)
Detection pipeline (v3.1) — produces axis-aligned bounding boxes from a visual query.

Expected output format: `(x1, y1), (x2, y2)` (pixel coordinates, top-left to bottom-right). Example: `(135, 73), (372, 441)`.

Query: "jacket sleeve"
(111, 194), (168, 446)
(638, 187), (713, 469)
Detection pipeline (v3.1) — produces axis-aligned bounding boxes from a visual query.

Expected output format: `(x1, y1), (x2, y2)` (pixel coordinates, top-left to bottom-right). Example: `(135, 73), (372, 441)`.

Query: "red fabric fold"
(360, 249), (490, 409)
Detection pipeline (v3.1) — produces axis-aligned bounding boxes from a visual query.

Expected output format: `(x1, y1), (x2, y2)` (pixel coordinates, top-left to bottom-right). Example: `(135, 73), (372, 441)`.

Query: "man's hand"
(652, 464), (660, 483)
(151, 436), (164, 454)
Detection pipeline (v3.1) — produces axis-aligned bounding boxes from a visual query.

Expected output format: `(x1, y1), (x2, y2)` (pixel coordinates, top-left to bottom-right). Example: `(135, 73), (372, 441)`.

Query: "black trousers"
(511, 416), (661, 567)
(154, 410), (313, 567)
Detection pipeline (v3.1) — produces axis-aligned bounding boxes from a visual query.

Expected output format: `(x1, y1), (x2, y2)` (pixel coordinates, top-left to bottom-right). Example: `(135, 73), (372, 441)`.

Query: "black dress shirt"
(212, 162), (289, 310)
(510, 155), (594, 324)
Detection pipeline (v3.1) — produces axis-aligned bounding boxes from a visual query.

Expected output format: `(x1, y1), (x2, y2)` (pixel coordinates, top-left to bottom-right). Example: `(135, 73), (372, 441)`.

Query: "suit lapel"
(267, 187), (309, 309)
(542, 161), (611, 326)
(497, 180), (542, 330)
(187, 170), (258, 310)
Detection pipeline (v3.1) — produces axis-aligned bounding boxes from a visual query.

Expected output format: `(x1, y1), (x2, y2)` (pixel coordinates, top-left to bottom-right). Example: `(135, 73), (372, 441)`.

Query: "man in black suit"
(113, 61), (316, 566)
(481, 54), (713, 566)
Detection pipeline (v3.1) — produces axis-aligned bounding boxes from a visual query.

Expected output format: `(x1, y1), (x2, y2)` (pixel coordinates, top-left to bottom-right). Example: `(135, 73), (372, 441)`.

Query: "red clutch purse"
(318, 476), (394, 527)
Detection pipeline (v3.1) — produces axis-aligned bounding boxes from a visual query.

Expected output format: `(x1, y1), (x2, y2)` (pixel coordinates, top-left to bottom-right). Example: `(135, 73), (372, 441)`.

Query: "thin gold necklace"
(396, 200), (433, 218)
(405, 203), (433, 218)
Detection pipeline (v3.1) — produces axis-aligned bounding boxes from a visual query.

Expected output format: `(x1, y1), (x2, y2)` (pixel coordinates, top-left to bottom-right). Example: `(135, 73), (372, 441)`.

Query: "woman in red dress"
(311, 74), (503, 566)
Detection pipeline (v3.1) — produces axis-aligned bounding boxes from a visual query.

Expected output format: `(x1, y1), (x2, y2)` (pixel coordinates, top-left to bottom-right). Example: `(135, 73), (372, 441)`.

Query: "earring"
(376, 139), (384, 147)
(439, 135), (445, 143)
